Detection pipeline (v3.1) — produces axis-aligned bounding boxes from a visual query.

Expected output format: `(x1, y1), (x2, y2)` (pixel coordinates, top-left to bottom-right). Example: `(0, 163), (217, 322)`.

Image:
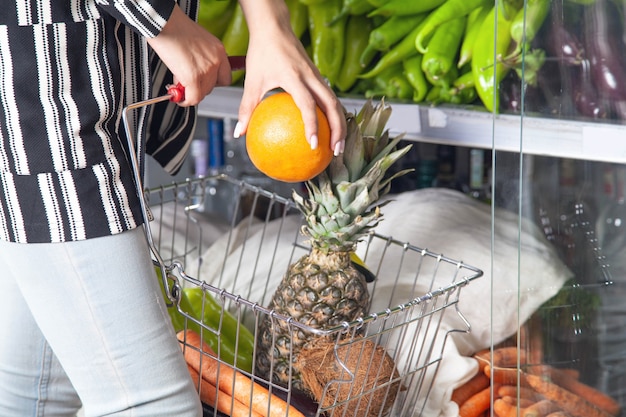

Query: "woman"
(0, 0), (346, 416)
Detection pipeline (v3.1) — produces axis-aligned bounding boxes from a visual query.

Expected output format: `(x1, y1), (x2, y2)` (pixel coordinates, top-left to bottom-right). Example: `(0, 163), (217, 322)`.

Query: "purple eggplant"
(547, 21), (585, 66)
(583, 0), (626, 101)
(572, 62), (609, 119)
(500, 73), (524, 113)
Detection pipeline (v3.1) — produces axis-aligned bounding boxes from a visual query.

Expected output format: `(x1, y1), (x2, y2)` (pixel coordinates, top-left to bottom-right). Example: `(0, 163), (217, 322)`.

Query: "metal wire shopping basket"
(122, 96), (483, 417)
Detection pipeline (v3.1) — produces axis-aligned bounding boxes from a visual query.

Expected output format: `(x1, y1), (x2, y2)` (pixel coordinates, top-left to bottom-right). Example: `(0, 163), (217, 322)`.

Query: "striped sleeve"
(95, 0), (176, 38)
(145, 0), (198, 175)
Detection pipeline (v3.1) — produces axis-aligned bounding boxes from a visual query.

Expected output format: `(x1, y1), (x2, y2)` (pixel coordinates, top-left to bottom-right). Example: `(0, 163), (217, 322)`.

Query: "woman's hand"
(235, 0), (347, 155)
(146, 6), (233, 106)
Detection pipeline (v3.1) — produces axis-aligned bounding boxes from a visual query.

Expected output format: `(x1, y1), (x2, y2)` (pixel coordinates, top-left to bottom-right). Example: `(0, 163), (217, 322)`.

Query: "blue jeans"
(0, 228), (201, 417)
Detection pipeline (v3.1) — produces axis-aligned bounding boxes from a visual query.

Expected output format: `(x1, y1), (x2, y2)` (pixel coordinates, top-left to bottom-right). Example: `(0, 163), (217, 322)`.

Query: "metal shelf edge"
(197, 87), (626, 164)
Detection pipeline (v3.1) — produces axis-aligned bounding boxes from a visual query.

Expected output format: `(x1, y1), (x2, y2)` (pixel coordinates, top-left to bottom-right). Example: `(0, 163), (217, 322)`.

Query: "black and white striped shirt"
(0, 0), (197, 243)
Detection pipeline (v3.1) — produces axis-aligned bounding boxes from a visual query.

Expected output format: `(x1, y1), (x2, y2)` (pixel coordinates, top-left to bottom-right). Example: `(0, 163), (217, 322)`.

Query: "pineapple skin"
(255, 99), (412, 391)
(255, 249), (369, 389)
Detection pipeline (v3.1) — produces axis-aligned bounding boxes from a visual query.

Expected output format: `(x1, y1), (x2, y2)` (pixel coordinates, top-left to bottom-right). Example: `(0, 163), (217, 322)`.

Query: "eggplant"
(583, 0), (626, 101)
(572, 62), (609, 119)
(256, 383), (322, 417)
(269, 387), (321, 417)
(536, 60), (577, 117)
(547, 21), (585, 66)
(500, 72), (524, 113)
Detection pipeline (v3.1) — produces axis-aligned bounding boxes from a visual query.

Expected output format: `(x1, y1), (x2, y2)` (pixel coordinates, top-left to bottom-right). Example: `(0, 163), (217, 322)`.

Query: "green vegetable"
(366, 0), (390, 6)
(286, 0), (309, 39)
(448, 70), (478, 103)
(425, 85), (443, 102)
(359, 43), (379, 68)
(426, 79), (477, 104)
(414, 0), (490, 53)
(155, 266), (186, 332)
(539, 279), (601, 332)
(471, 6), (513, 112)
(498, 0), (524, 21)
(421, 16), (466, 85)
(183, 287), (255, 373)
(365, 64), (414, 99)
(457, 5), (491, 68)
(367, 13), (427, 52)
(197, 0), (236, 38)
(453, 70), (475, 90)
(510, 47), (546, 86)
(507, 0), (551, 59)
(336, 14), (374, 92)
(358, 12), (427, 73)
(308, 0), (346, 86)
(299, 0), (332, 5)
(155, 266), (254, 373)
(328, 0), (375, 25)
(431, 64), (459, 90)
(403, 55), (430, 102)
(221, 3), (249, 84)
(359, 18), (428, 79)
(368, 0), (447, 16)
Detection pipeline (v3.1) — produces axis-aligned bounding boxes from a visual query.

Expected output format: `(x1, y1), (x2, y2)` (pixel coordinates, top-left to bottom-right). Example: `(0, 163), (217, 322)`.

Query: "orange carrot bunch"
(451, 347), (621, 417)
(178, 330), (306, 417)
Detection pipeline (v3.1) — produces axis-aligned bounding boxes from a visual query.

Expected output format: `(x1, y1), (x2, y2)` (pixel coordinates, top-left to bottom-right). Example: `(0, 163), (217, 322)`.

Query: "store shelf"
(198, 87), (626, 164)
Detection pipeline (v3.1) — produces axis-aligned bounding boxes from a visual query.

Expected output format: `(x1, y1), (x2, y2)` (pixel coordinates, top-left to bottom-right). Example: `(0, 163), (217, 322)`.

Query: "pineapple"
(255, 99), (412, 389)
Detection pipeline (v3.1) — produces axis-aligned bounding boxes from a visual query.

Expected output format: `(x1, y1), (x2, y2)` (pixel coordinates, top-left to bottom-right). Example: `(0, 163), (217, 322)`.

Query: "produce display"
(254, 98), (412, 392)
(453, 345), (621, 417)
(198, 0), (626, 119)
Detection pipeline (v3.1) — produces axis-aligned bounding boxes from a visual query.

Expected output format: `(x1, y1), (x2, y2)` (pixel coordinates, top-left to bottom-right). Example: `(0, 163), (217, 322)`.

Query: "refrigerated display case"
(140, 0), (626, 415)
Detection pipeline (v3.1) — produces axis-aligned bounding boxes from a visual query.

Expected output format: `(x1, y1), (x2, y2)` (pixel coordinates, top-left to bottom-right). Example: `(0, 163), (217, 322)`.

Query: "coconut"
(294, 336), (401, 417)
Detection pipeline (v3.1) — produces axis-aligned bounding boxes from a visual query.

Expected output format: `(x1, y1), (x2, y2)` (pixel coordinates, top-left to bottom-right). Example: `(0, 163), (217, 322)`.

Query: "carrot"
(525, 374), (613, 417)
(486, 364), (527, 386)
(498, 385), (542, 402)
(178, 330), (305, 417)
(187, 365), (263, 417)
(493, 398), (519, 417)
(452, 368), (490, 405)
(543, 367), (620, 416)
(473, 349), (491, 374)
(492, 346), (527, 368)
(522, 399), (559, 417)
(459, 386), (493, 417)
(501, 395), (536, 408)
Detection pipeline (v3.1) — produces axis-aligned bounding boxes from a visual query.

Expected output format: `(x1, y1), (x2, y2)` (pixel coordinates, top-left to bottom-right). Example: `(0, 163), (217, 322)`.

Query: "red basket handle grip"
(166, 55), (246, 103)
(167, 83), (185, 103)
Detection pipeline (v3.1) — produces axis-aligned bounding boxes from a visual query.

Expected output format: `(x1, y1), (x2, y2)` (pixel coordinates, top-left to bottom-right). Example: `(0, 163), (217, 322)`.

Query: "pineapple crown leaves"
(292, 98), (413, 253)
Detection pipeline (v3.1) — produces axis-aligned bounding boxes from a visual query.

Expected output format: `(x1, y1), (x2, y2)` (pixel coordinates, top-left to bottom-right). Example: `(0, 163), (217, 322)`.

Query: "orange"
(245, 92), (333, 183)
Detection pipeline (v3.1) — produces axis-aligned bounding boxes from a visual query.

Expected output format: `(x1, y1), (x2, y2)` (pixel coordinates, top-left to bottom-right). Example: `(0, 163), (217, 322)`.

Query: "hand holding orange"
(245, 92), (333, 183)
